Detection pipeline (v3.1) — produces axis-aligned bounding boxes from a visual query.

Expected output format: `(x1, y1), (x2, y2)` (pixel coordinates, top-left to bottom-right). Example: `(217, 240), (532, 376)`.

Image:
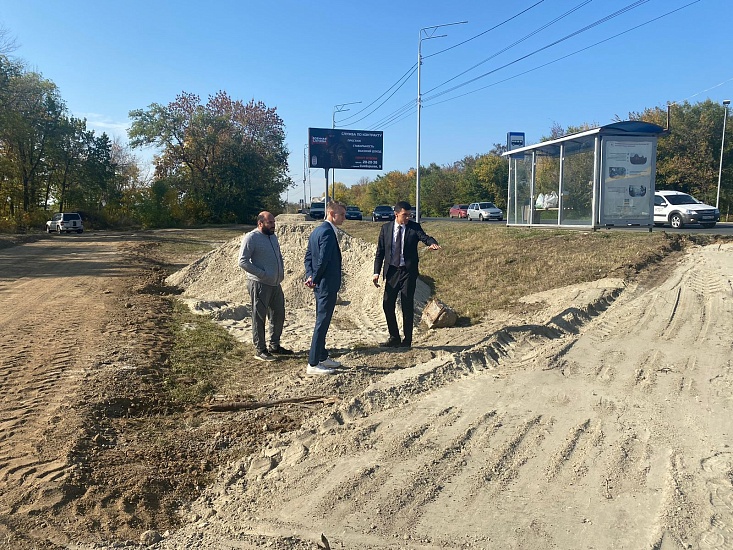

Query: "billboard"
(308, 128), (383, 170)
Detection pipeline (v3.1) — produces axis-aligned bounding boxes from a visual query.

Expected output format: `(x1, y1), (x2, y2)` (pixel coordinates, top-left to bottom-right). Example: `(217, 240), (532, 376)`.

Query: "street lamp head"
(724, 99), (731, 106)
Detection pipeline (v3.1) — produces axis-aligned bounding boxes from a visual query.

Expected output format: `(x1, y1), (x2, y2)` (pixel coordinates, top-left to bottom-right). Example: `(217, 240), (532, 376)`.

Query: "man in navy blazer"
(304, 201), (346, 375)
(373, 201), (441, 348)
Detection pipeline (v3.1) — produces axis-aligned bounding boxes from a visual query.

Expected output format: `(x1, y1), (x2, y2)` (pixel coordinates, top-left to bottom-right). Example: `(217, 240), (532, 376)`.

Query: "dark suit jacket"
(305, 221), (342, 293)
(373, 219), (438, 280)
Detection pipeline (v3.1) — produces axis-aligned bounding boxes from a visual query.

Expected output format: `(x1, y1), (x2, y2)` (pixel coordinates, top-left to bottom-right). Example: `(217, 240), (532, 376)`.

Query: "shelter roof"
(503, 121), (666, 158)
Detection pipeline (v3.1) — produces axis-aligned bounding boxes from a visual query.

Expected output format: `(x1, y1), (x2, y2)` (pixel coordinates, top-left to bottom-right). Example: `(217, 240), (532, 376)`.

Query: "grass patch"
(341, 220), (715, 321)
(166, 300), (251, 404)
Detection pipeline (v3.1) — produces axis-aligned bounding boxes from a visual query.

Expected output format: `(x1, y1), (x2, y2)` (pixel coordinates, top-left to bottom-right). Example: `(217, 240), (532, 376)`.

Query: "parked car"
(410, 206), (416, 219)
(46, 212), (84, 234)
(309, 202), (326, 220)
(467, 202), (503, 221)
(653, 190), (719, 228)
(372, 205), (395, 222)
(345, 205), (363, 220)
(449, 204), (468, 218)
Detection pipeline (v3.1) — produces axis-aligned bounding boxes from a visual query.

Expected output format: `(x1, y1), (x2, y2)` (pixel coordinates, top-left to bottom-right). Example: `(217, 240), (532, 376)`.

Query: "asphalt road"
(421, 217), (733, 236)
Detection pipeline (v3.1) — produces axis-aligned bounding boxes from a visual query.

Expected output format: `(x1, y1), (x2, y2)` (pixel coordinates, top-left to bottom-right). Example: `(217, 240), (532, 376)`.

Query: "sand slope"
(159, 226), (733, 550)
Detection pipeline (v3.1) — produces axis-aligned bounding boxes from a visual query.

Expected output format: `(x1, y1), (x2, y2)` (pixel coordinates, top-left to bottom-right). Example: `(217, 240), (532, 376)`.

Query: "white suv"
(653, 191), (719, 229)
(46, 212), (84, 234)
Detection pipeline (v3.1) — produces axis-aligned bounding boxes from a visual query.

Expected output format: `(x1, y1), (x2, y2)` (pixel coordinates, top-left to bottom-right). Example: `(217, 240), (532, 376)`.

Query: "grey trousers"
(247, 280), (285, 353)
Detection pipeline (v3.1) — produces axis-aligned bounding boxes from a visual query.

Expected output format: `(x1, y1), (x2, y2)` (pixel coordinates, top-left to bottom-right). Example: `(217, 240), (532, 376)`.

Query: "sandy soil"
(163, 221), (733, 549)
(1, 222), (732, 549)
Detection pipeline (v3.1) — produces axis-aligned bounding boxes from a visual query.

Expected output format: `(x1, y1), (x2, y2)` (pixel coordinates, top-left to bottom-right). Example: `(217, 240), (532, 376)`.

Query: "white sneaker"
(320, 357), (342, 368)
(306, 363), (335, 376)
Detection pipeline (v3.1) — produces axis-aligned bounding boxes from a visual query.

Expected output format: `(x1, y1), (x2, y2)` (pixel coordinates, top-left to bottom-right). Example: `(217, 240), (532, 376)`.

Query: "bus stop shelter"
(502, 121), (666, 230)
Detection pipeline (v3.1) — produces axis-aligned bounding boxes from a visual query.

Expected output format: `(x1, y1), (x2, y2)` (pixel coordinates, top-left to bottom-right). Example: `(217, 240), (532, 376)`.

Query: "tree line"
(1, 32), (730, 230)
(327, 101), (732, 220)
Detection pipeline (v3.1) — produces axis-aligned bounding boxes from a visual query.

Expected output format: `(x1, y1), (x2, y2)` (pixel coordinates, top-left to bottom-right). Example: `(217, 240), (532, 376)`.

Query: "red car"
(449, 204), (468, 218)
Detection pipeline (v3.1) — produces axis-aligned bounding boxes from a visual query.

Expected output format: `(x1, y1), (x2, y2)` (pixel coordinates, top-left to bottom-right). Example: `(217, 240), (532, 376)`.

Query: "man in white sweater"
(238, 211), (293, 362)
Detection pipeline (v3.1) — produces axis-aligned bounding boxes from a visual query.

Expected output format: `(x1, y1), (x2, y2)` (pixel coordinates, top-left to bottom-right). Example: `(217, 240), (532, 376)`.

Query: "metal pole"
(716, 99), (730, 210)
(415, 22), (466, 223)
(416, 32), (422, 223)
(303, 144), (307, 211)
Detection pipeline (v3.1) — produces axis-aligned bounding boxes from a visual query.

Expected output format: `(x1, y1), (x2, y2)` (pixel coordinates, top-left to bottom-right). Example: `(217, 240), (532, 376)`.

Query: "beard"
(261, 226), (275, 236)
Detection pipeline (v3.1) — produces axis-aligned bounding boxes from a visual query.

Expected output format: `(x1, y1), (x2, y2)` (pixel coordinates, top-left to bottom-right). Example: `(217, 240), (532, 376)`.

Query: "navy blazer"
(373, 219), (438, 279)
(305, 222), (342, 293)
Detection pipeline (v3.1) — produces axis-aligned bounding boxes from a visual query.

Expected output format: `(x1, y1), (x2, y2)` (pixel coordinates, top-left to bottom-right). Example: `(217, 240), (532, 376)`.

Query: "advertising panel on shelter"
(308, 128), (383, 170)
(600, 138), (655, 225)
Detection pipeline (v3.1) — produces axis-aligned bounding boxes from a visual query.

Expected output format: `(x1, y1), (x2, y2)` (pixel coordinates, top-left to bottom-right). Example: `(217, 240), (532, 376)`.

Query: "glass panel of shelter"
(507, 155), (533, 225)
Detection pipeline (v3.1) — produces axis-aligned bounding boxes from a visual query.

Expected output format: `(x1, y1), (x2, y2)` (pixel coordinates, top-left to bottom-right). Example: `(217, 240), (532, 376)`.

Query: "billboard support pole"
(324, 168), (329, 206)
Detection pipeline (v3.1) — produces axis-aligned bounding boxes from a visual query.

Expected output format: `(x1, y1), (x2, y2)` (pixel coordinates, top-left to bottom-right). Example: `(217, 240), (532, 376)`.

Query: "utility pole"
(717, 99), (730, 210)
(416, 21), (466, 223)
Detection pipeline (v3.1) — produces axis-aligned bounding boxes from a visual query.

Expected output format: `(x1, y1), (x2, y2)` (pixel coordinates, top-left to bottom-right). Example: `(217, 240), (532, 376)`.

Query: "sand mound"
(166, 220), (431, 350)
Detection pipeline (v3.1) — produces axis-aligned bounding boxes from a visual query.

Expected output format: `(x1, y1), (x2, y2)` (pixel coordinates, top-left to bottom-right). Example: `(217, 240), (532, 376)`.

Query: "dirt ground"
(1, 225), (732, 549)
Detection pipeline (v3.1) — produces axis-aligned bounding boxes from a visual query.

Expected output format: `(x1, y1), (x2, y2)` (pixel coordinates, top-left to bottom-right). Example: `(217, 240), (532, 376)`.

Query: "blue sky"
(1, 0), (730, 203)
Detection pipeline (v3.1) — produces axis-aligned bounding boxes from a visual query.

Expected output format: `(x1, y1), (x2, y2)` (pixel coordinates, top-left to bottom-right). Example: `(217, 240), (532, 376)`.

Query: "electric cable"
(424, 0), (547, 59)
(423, 0), (593, 96)
(423, 0), (653, 103)
(335, 63), (416, 125)
(422, 1), (700, 109)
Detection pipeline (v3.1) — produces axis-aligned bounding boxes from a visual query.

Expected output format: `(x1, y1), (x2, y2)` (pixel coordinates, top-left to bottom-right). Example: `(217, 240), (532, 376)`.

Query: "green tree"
(0, 62), (64, 213)
(128, 91), (292, 224)
(629, 101), (728, 207)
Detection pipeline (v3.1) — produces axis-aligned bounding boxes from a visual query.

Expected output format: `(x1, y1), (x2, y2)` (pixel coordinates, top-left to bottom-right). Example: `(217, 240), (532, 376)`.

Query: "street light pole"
(331, 101), (361, 202)
(416, 21), (466, 223)
(716, 99), (730, 210)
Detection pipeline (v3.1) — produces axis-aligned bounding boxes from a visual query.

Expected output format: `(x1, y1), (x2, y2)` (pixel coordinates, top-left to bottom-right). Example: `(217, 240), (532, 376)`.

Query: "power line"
(680, 75), (733, 102)
(424, 0), (592, 96)
(423, 0), (653, 103)
(336, 63), (417, 126)
(423, 0), (701, 110)
(424, 0), (547, 60)
(336, 2), (553, 129)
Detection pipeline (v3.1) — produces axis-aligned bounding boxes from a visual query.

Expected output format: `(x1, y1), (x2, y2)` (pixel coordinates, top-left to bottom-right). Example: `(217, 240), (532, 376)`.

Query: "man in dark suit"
(304, 201), (346, 375)
(373, 201), (441, 348)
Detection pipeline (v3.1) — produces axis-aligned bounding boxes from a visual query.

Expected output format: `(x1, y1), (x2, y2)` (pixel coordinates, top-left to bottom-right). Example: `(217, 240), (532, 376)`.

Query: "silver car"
(467, 202), (503, 221)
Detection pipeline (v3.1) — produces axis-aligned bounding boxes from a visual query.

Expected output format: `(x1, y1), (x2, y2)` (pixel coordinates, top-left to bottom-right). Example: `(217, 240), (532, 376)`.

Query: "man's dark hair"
(394, 201), (411, 213)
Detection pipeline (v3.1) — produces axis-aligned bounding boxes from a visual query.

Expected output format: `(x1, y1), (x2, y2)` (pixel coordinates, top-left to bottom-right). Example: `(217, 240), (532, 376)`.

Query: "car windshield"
(346, 206), (359, 211)
(63, 213), (81, 220)
(458, 204), (468, 209)
(375, 206), (392, 212)
(665, 194), (697, 205)
(478, 202), (496, 209)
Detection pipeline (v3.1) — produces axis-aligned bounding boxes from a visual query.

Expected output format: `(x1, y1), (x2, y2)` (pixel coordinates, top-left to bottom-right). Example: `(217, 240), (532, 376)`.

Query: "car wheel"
(57, 226), (62, 234)
(479, 214), (484, 221)
(46, 226), (51, 234)
(77, 229), (83, 234)
(669, 214), (683, 229)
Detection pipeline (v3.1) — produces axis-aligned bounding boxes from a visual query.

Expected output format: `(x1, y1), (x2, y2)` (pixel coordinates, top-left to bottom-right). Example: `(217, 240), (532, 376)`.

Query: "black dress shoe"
(398, 339), (412, 348)
(269, 345), (294, 355)
(379, 337), (401, 348)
